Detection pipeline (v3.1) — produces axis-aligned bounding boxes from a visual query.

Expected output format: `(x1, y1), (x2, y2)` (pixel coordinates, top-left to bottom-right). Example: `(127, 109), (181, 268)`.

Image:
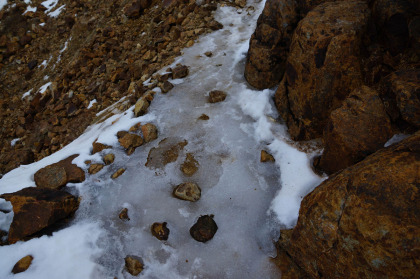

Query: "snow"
(87, 99), (97, 109)
(38, 82), (52, 93)
(0, 222), (103, 279)
(0, 0), (325, 277)
(10, 138), (20, 146)
(41, 0), (65, 17)
(384, 133), (410, 147)
(21, 89), (33, 99)
(48, 4), (65, 17)
(24, 5), (37, 14)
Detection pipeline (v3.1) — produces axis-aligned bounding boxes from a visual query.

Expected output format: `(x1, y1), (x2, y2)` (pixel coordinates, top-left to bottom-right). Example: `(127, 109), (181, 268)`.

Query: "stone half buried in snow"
(151, 222), (170, 241)
(34, 154), (85, 190)
(173, 182), (201, 202)
(103, 153), (115, 165)
(0, 187), (79, 244)
(133, 98), (149, 117)
(141, 123), (158, 143)
(171, 64), (189, 79)
(190, 215), (218, 243)
(12, 255), (33, 274)
(119, 208), (130, 221)
(180, 153), (199, 176)
(198, 114), (210, 120)
(124, 255), (144, 276)
(111, 168), (126, 179)
(88, 163), (104, 174)
(92, 141), (111, 154)
(208, 90), (227, 103)
(260, 150), (275, 162)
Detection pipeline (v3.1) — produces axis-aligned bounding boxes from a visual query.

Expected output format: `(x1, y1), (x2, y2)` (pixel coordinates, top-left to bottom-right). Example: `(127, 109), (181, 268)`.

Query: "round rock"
(190, 215), (218, 243)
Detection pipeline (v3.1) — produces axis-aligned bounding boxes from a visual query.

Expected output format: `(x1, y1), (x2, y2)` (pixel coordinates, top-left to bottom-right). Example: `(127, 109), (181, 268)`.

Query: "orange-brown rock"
(244, 0), (299, 89)
(180, 153), (199, 176)
(277, 132), (420, 278)
(381, 69), (420, 129)
(316, 86), (393, 174)
(34, 155), (85, 190)
(118, 133), (144, 155)
(12, 255), (33, 274)
(92, 141), (111, 154)
(88, 164), (104, 174)
(125, 255), (144, 276)
(151, 222), (170, 241)
(208, 90), (227, 103)
(0, 187), (79, 244)
(275, 1), (370, 140)
(141, 123), (158, 143)
(260, 150), (275, 162)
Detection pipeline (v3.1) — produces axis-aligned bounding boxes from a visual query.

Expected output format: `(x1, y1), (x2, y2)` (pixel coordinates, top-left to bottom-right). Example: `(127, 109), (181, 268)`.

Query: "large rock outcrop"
(275, 1), (370, 140)
(277, 131), (420, 278)
(316, 86), (394, 174)
(244, 0), (299, 89)
(0, 187), (79, 244)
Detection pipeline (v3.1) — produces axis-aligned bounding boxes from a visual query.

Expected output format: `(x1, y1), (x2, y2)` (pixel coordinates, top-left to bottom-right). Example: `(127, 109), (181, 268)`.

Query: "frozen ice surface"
(384, 133), (410, 147)
(0, 0), (7, 11)
(0, 0), (324, 278)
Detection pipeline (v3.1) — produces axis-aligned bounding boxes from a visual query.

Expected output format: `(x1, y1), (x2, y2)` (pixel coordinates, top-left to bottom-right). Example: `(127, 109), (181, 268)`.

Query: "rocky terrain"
(245, 0), (419, 277)
(0, 0), (418, 278)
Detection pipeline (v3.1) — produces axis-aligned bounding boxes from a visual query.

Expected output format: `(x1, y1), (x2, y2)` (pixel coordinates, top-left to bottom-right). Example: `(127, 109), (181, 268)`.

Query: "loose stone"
(151, 222), (170, 240)
(173, 182), (201, 202)
(190, 215), (218, 243)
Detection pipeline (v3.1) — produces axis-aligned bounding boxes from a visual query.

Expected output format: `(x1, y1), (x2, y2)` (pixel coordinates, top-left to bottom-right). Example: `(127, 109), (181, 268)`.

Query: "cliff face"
(245, 0), (419, 277)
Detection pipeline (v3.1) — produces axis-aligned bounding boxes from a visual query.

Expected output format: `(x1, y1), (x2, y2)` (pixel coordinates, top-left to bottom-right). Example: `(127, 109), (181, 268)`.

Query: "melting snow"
(39, 82), (52, 93)
(10, 138), (20, 147)
(87, 99), (97, 109)
(0, 0), (324, 278)
(22, 89), (33, 99)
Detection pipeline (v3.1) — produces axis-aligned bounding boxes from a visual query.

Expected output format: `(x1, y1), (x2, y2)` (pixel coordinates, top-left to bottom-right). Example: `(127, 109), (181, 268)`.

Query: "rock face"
(190, 215), (218, 243)
(275, 1), (370, 140)
(0, 187), (79, 244)
(244, 0), (299, 89)
(12, 255), (33, 274)
(173, 182), (201, 202)
(34, 155), (85, 189)
(316, 86), (394, 174)
(277, 132), (420, 278)
(151, 222), (170, 241)
(381, 69), (420, 129)
(125, 256), (144, 276)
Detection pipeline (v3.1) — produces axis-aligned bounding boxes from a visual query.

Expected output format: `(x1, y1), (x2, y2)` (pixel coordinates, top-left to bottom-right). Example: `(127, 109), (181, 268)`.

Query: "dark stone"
(190, 215), (218, 243)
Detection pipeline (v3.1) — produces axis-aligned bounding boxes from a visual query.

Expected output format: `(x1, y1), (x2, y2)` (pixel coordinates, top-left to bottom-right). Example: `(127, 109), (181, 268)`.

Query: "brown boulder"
(190, 215), (218, 243)
(172, 65), (189, 79)
(244, 0), (299, 89)
(275, 1), (370, 140)
(141, 123), (158, 143)
(382, 69), (420, 129)
(118, 133), (144, 155)
(277, 132), (420, 278)
(316, 86), (394, 174)
(0, 187), (79, 244)
(34, 155), (85, 190)
(12, 255), (33, 274)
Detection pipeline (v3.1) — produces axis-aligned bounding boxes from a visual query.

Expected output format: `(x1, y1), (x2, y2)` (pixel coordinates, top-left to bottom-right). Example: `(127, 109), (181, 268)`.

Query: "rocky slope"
(0, 0), (230, 176)
(245, 0), (419, 277)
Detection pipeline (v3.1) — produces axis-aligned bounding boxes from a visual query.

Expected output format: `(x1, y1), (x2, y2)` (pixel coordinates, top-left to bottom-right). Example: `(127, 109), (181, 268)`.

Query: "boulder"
(118, 133), (144, 155)
(277, 131), (420, 278)
(141, 123), (158, 143)
(275, 1), (370, 140)
(0, 187), (79, 244)
(173, 182), (201, 202)
(151, 222), (170, 241)
(172, 65), (189, 79)
(12, 255), (33, 274)
(34, 155), (85, 190)
(316, 86), (394, 174)
(244, 0), (299, 89)
(190, 215), (218, 243)
(125, 256), (144, 276)
(380, 69), (420, 129)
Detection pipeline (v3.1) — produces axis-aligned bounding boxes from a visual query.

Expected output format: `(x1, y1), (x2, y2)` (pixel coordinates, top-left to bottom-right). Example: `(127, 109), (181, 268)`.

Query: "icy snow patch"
(0, 0), (7, 11)
(39, 82), (52, 93)
(0, 222), (104, 279)
(24, 5), (37, 14)
(87, 99), (97, 109)
(10, 138), (20, 146)
(22, 89), (33, 99)
(49, 4), (65, 17)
